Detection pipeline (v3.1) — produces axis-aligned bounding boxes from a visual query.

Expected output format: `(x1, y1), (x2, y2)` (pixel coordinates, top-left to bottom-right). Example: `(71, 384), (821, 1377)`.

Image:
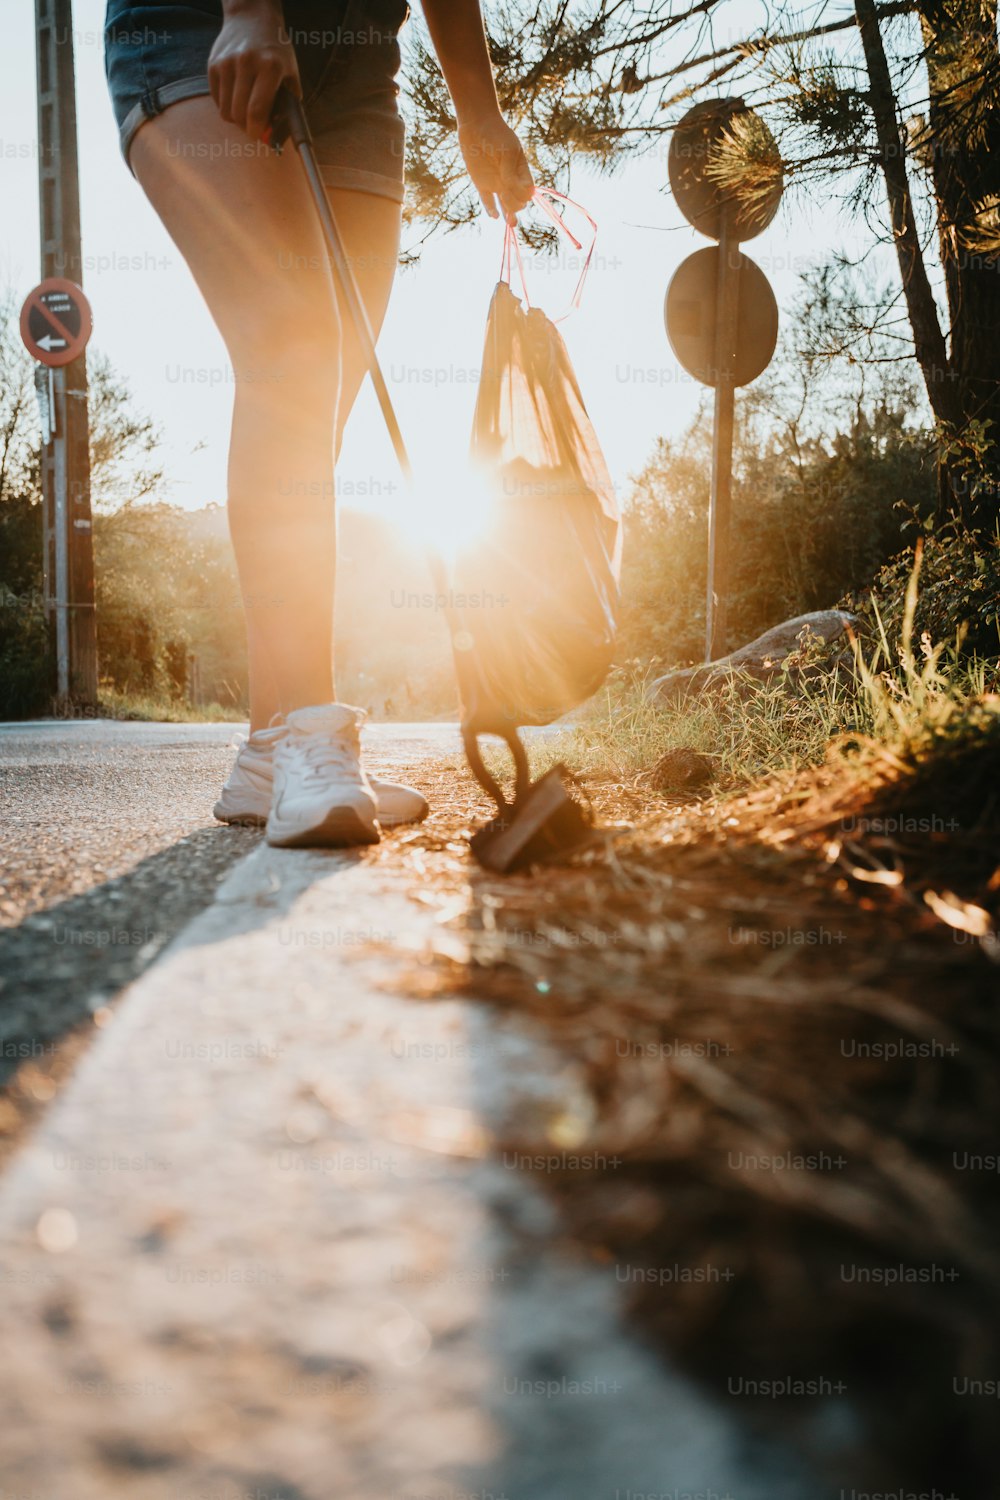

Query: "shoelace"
(287, 733), (364, 783)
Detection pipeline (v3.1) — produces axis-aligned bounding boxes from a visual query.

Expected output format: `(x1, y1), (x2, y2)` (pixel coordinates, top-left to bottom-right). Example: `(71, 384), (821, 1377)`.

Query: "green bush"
(618, 400), (936, 669)
(0, 494), (51, 715)
(0, 591), (52, 718)
(94, 503), (248, 709)
(848, 524), (1000, 661)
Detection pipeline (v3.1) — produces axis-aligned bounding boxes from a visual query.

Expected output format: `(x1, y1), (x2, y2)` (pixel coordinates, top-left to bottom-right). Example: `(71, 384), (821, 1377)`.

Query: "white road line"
(0, 841), (814, 1500)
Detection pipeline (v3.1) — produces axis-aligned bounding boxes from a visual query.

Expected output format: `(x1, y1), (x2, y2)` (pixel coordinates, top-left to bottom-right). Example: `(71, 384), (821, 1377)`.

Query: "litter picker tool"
(267, 86), (617, 873)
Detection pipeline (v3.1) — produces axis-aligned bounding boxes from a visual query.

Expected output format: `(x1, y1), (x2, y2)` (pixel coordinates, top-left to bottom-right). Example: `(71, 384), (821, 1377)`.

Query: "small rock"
(647, 610), (860, 705)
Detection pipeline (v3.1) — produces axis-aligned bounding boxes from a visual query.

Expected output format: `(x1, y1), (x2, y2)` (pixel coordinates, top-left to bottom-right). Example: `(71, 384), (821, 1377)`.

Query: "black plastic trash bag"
(447, 196), (622, 747)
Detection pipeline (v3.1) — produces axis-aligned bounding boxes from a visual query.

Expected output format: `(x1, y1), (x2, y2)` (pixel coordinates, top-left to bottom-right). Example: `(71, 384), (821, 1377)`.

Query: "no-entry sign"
(19, 277), (93, 367)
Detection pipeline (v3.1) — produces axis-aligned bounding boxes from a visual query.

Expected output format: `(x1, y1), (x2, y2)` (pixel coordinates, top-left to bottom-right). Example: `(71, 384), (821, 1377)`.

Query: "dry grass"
(523, 663), (865, 788)
(97, 687), (244, 722)
(375, 627), (1000, 1486)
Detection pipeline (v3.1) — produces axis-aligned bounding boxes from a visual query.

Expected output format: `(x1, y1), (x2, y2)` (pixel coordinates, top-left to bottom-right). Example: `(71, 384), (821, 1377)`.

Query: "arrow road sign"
(19, 277), (93, 368)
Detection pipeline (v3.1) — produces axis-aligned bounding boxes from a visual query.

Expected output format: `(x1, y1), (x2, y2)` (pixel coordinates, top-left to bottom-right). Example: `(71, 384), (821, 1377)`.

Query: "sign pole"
(34, 0), (97, 709)
(705, 210), (740, 663)
(666, 99), (783, 670)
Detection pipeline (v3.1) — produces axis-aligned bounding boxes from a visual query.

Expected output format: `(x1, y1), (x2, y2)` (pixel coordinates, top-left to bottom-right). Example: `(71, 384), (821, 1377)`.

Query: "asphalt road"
(0, 719), (470, 919)
(0, 719), (464, 1098)
(0, 722), (260, 1094)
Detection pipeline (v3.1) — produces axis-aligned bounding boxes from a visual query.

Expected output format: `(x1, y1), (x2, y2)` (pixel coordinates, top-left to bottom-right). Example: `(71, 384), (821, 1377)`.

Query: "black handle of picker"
(267, 84), (416, 493)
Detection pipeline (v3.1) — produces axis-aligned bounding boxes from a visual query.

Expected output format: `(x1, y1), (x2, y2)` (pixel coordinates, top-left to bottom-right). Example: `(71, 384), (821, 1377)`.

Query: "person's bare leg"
(242, 186), (401, 722)
(238, 186), (400, 728)
(130, 99), (400, 730)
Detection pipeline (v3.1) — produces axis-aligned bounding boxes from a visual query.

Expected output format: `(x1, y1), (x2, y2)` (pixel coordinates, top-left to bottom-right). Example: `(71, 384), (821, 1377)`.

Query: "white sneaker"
(266, 703), (380, 849)
(214, 718), (429, 830)
(213, 724), (287, 825)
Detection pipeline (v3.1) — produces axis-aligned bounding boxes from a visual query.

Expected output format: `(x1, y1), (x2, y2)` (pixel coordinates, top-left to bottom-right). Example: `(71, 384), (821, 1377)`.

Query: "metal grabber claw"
(463, 727), (595, 875)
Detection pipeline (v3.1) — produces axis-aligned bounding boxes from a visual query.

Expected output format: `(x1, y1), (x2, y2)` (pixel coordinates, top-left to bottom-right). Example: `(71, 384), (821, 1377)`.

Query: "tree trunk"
(854, 0), (956, 427)
(919, 0), (1000, 529)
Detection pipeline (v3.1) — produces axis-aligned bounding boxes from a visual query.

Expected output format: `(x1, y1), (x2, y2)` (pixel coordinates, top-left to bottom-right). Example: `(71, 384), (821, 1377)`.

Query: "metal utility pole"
(33, 0), (97, 708)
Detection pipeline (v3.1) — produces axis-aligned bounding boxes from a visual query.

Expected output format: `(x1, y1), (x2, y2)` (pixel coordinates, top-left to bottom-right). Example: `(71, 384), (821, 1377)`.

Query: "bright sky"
(3, 0), (877, 528)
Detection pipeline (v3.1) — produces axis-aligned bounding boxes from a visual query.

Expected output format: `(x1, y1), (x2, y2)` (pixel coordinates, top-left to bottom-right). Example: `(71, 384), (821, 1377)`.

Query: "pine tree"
(403, 0), (1000, 527)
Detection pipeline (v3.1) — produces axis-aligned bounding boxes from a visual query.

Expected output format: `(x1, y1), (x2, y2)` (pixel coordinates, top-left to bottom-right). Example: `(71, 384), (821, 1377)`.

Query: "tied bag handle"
(500, 187), (599, 320)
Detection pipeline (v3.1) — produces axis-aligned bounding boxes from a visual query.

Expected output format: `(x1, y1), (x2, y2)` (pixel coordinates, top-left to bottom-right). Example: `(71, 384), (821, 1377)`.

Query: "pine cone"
(647, 747), (715, 793)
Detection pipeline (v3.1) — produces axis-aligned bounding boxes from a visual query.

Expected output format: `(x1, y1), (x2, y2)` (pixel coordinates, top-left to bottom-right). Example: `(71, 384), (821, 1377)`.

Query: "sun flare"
(397, 458), (500, 564)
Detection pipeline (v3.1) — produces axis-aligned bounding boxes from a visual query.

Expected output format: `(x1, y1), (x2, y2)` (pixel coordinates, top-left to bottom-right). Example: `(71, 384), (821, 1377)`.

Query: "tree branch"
(635, 0), (911, 93)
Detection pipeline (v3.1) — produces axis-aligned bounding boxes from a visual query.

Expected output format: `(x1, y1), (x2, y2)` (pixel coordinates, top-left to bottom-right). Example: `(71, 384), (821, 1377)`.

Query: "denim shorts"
(104, 0), (408, 203)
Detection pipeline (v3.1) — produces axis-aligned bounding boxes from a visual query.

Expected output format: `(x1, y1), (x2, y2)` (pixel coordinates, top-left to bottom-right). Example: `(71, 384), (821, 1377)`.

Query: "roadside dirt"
(374, 744), (1000, 1492)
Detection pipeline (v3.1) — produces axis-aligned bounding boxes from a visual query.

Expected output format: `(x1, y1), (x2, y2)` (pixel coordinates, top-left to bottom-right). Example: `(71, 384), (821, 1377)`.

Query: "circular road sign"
(20, 278), (93, 368)
(669, 99), (783, 243)
(665, 247), (778, 388)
